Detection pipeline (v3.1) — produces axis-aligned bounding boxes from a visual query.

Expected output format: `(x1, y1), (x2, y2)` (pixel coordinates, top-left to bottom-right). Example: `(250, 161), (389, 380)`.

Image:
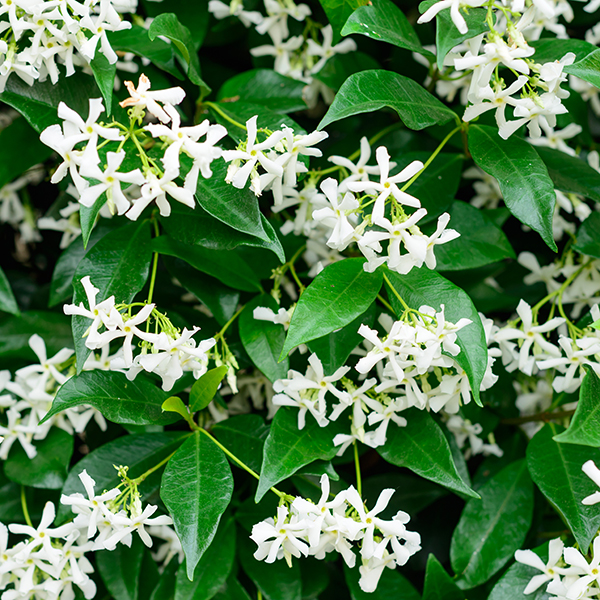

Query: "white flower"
(119, 74), (185, 123)
(306, 24), (357, 74)
(515, 538), (565, 594)
(582, 460), (600, 505)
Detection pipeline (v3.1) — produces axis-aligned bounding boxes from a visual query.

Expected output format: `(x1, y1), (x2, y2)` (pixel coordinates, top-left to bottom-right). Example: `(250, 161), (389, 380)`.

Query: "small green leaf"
(0, 266), (19, 316)
(90, 52), (116, 116)
(280, 258), (382, 358)
(468, 124), (557, 251)
(378, 410), (479, 498)
(96, 537), (145, 600)
(423, 554), (465, 600)
(565, 48), (600, 89)
(574, 213), (600, 259)
(162, 396), (191, 421)
(318, 0), (369, 43)
(190, 366), (229, 412)
(4, 428), (73, 489)
(450, 460), (533, 589)
(527, 424), (600, 551)
(344, 561), (420, 600)
(161, 432), (234, 580)
(256, 407), (345, 502)
(342, 0), (432, 57)
(318, 70), (456, 131)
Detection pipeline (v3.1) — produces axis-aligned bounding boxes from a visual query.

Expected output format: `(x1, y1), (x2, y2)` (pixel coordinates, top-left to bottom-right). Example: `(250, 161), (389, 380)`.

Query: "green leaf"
(344, 561), (420, 600)
(143, 0), (209, 50)
(384, 267), (488, 406)
(190, 366), (229, 412)
(536, 146), (600, 202)
(318, 0), (369, 43)
(565, 48), (600, 89)
(153, 236), (261, 292)
(468, 124), (557, 251)
(527, 423), (600, 551)
(554, 369), (600, 446)
(71, 221), (152, 371)
(238, 533), (302, 600)
(423, 554), (465, 600)
(58, 432), (188, 521)
(0, 266), (19, 316)
(213, 577), (253, 600)
(174, 518), (236, 600)
(312, 52), (380, 91)
(574, 213), (600, 259)
(42, 370), (178, 426)
(90, 52), (116, 116)
(4, 428), (73, 489)
(280, 258), (382, 358)
(213, 414), (270, 474)
(161, 432), (234, 580)
(433, 201), (515, 270)
(96, 537), (145, 600)
(378, 410), (479, 498)
(217, 69), (307, 113)
(162, 396), (192, 423)
(450, 459), (533, 589)
(529, 38), (596, 64)
(148, 13), (209, 94)
(318, 70), (456, 131)
(239, 295), (289, 383)
(256, 407), (345, 502)
(342, 0), (432, 57)
(149, 559), (178, 600)
(139, 549), (160, 600)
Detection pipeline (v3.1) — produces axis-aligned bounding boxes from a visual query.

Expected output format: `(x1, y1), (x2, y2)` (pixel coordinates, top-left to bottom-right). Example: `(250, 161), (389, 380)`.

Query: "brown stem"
(501, 409), (575, 426)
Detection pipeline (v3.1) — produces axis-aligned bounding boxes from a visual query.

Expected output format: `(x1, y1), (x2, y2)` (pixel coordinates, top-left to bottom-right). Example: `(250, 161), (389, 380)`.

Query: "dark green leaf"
(256, 407), (345, 501)
(423, 554), (465, 600)
(4, 428), (73, 489)
(450, 459), (533, 589)
(318, 0), (369, 43)
(554, 369), (600, 446)
(161, 432), (234, 579)
(565, 48), (600, 89)
(384, 267), (488, 405)
(527, 423), (600, 551)
(239, 295), (289, 382)
(90, 53), (116, 116)
(0, 266), (19, 316)
(217, 70), (307, 113)
(574, 213), (600, 259)
(149, 559), (178, 600)
(529, 38), (596, 64)
(190, 366), (229, 412)
(468, 124), (557, 251)
(342, 0), (432, 57)
(139, 548), (160, 600)
(318, 70), (456, 131)
(281, 258), (382, 358)
(344, 561), (420, 600)
(312, 52), (380, 91)
(143, 0), (209, 50)
(212, 577), (253, 600)
(378, 410), (478, 498)
(96, 537), (145, 600)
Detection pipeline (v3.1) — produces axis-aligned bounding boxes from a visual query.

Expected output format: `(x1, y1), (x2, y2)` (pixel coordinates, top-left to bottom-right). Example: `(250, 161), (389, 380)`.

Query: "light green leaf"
(423, 554), (465, 600)
(96, 538), (145, 600)
(574, 213), (600, 259)
(161, 432), (234, 580)
(0, 266), (19, 316)
(318, 70), (456, 131)
(318, 0), (369, 43)
(190, 366), (229, 412)
(450, 460), (533, 589)
(565, 48), (600, 89)
(90, 52), (116, 116)
(280, 258), (382, 358)
(468, 124), (557, 251)
(162, 396), (192, 422)
(378, 410), (479, 498)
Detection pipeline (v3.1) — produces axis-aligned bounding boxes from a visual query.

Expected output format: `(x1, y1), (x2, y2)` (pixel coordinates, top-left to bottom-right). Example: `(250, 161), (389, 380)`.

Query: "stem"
(353, 441), (362, 497)
(147, 218), (160, 305)
(131, 449), (181, 485)
(215, 304), (246, 340)
(377, 293), (396, 315)
(382, 271), (410, 312)
(21, 486), (33, 528)
(289, 261), (305, 295)
(501, 409), (575, 425)
(400, 126), (461, 193)
(198, 428), (290, 501)
(205, 102), (247, 131)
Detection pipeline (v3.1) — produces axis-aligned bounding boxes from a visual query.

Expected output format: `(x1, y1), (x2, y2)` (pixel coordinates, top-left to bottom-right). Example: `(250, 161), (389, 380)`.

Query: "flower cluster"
(250, 474), (421, 593)
(0, 469), (175, 600)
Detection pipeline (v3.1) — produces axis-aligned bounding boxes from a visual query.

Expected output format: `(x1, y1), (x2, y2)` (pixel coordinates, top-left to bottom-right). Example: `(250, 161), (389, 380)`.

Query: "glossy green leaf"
(384, 267), (488, 405)
(574, 213), (600, 259)
(153, 236), (261, 292)
(342, 0), (432, 57)
(149, 559), (178, 600)
(423, 554), (465, 600)
(4, 428), (73, 489)
(318, 70), (456, 131)
(190, 366), (229, 412)
(529, 38), (596, 63)
(42, 370), (177, 426)
(90, 52), (116, 116)
(450, 459), (533, 589)
(554, 369), (600, 446)
(0, 266), (19, 316)
(312, 52), (379, 91)
(536, 146), (600, 202)
(71, 221), (152, 371)
(378, 410), (478, 498)
(565, 48), (600, 89)
(433, 201), (515, 271)
(281, 258), (382, 358)
(139, 549), (160, 600)
(468, 124), (557, 251)
(344, 561), (420, 600)
(174, 518), (236, 600)
(59, 432), (188, 521)
(217, 69), (307, 113)
(318, 0), (369, 43)
(527, 424), (600, 551)
(161, 432), (234, 580)
(212, 577), (253, 600)
(143, 0), (209, 50)
(256, 407), (345, 501)
(162, 396), (192, 423)
(96, 537), (145, 600)
(239, 295), (289, 383)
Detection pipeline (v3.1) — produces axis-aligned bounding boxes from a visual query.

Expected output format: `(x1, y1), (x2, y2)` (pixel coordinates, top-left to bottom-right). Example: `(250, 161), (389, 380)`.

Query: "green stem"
(377, 293), (396, 315)
(131, 449), (181, 486)
(205, 102), (247, 131)
(215, 304), (246, 341)
(382, 271), (410, 312)
(147, 218), (161, 305)
(353, 441), (362, 497)
(21, 486), (33, 528)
